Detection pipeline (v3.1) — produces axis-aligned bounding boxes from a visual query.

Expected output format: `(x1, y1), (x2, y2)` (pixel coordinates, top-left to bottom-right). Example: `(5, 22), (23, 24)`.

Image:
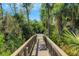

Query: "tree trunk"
(71, 8), (75, 33)
(46, 3), (50, 37)
(56, 15), (63, 35)
(0, 3), (3, 19)
(13, 3), (16, 15)
(26, 7), (29, 24)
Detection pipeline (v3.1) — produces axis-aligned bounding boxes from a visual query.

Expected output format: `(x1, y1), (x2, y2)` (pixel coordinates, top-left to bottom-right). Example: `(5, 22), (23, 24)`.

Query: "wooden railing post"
(43, 35), (68, 56)
(11, 34), (37, 56)
(36, 39), (39, 56)
(24, 47), (28, 56)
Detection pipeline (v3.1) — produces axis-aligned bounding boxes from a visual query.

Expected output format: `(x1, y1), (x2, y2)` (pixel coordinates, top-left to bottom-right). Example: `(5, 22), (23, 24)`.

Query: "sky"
(29, 3), (41, 20)
(2, 3), (41, 20)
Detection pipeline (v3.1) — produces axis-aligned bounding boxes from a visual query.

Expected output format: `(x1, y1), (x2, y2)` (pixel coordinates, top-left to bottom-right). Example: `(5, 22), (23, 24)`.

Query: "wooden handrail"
(11, 34), (68, 56)
(43, 35), (68, 56)
(11, 34), (37, 56)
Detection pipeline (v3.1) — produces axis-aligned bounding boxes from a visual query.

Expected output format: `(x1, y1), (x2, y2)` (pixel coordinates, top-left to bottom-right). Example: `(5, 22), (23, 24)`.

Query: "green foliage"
(0, 8), (46, 56)
(0, 3), (79, 56)
(46, 3), (79, 55)
(50, 25), (58, 43)
(0, 32), (4, 46)
(60, 28), (79, 55)
(0, 32), (11, 56)
(52, 3), (64, 15)
(61, 28), (78, 44)
(50, 27), (79, 55)
(32, 20), (46, 33)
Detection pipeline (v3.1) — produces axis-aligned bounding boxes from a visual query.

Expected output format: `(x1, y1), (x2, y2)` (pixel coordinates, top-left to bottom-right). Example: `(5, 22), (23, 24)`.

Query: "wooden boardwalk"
(11, 34), (68, 56)
(32, 34), (50, 56)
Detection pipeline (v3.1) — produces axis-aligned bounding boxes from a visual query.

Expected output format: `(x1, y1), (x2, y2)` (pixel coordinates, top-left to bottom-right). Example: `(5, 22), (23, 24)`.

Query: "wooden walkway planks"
(11, 34), (68, 56)
(32, 34), (50, 56)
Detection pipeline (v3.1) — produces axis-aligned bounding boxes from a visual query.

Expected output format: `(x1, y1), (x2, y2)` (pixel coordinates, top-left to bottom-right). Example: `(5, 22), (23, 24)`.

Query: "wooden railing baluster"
(43, 35), (68, 56)
(11, 34), (68, 56)
(11, 35), (37, 56)
(36, 39), (39, 56)
(24, 48), (26, 56)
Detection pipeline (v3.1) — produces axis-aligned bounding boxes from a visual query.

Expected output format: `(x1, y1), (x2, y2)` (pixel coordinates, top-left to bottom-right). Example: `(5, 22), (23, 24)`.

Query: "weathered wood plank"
(11, 34), (37, 56)
(43, 35), (68, 56)
(11, 34), (68, 56)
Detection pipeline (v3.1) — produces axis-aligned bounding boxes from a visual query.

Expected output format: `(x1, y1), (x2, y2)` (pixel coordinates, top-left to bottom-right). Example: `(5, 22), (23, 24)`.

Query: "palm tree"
(45, 3), (50, 37)
(23, 3), (32, 24)
(52, 3), (64, 35)
(62, 3), (79, 34)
